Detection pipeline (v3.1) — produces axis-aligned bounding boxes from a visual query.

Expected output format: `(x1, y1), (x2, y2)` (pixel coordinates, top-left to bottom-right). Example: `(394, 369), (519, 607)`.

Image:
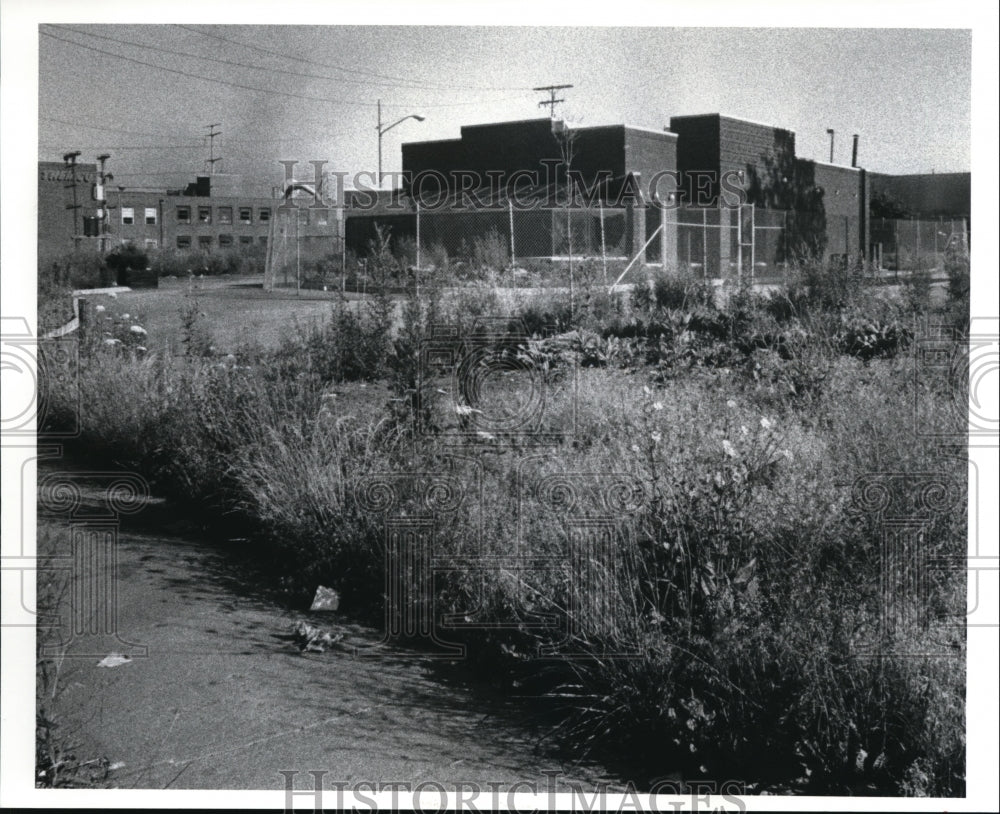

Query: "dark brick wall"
(868, 172), (970, 218)
(718, 116), (795, 195)
(669, 114), (795, 206)
(810, 162), (865, 258)
(400, 119), (675, 204)
(38, 161), (97, 255)
(623, 127), (678, 203)
(669, 115), (721, 204)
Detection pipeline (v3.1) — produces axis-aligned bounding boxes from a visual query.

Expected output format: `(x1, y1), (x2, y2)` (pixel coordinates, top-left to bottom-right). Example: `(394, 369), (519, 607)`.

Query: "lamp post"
(376, 99), (425, 188)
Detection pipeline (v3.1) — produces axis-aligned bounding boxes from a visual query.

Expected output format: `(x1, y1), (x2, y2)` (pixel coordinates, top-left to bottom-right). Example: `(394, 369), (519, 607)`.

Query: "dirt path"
(37, 470), (623, 791)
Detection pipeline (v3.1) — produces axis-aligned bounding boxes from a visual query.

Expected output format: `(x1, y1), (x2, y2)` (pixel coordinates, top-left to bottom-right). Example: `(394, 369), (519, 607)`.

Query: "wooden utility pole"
(63, 151), (82, 247)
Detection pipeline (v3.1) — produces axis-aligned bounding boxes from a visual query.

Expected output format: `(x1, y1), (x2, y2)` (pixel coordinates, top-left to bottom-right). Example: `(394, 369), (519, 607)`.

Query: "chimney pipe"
(826, 129), (835, 163)
(851, 134), (860, 168)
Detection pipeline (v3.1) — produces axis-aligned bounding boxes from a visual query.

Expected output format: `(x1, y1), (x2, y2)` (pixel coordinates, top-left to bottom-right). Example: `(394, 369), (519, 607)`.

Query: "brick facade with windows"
(40, 172), (285, 255)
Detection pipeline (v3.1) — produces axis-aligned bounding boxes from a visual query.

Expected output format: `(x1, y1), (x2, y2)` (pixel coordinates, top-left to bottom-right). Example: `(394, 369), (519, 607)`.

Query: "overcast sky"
(36, 25), (971, 194)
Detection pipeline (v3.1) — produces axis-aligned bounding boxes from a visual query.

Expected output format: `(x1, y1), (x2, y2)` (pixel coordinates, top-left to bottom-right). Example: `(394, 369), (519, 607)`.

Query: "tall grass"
(39, 254), (968, 794)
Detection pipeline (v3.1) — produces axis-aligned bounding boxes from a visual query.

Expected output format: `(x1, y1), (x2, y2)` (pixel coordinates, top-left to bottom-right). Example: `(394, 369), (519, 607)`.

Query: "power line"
(174, 24), (532, 93)
(56, 23), (520, 96)
(40, 143), (205, 150)
(41, 116), (365, 146)
(41, 116), (168, 139)
(41, 27), (529, 109)
(40, 28), (376, 108)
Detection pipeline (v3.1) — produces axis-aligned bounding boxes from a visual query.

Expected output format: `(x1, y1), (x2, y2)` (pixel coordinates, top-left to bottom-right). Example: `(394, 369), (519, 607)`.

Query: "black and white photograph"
(1, 2), (997, 810)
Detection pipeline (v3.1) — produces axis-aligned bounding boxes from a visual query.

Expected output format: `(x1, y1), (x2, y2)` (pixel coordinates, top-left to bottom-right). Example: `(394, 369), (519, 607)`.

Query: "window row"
(121, 207), (158, 225)
(176, 235), (268, 249)
(175, 206), (271, 225)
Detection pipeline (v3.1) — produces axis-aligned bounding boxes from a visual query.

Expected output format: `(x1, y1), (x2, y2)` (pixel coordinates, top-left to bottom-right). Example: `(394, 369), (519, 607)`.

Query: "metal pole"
(377, 99), (382, 188)
(599, 200), (607, 282)
(894, 220), (899, 279)
(568, 204), (574, 318)
(415, 200), (421, 270)
(660, 203), (668, 270)
(750, 203), (755, 284)
(736, 204), (743, 281)
(509, 199), (516, 270)
(702, 207), (708, 279)
(296, 209), (301, 296)
(782, 210), (787, 277)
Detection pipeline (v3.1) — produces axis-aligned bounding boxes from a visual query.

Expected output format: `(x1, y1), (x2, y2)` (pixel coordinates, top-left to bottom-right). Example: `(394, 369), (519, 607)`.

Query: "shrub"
(471, 229), (509, 272)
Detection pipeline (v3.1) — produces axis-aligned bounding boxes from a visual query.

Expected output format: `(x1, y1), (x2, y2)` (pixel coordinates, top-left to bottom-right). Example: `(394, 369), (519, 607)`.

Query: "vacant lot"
(40, 253), (970, 795)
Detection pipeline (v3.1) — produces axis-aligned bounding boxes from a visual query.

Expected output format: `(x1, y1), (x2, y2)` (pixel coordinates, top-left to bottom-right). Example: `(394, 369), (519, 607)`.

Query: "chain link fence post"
(415, 200), (421, 271)
(508, 199), (516, 271)
(600, 200), (607, 283)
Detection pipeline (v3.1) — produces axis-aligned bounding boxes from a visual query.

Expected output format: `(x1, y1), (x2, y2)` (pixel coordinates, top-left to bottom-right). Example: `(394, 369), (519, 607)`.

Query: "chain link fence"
(263, 205), (345, 292)
(341, 204), (970, 287)
(869, 217), (969, 273)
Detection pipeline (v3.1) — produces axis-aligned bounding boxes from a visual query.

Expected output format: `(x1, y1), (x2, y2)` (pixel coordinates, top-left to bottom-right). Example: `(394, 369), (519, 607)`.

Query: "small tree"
(553, 118), (580, 317)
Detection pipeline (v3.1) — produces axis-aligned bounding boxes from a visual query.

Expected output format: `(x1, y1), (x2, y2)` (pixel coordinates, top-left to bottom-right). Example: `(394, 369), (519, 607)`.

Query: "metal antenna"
(205, 123), (222, 175)
(533, 84), (573, 118)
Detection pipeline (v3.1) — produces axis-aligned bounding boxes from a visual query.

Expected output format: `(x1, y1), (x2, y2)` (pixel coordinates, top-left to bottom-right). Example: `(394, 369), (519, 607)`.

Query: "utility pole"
(534, 84), (573, 119)
(96, 153), (111, 254)
(205, 123), (222, 175)
(63, 151), (81, 248)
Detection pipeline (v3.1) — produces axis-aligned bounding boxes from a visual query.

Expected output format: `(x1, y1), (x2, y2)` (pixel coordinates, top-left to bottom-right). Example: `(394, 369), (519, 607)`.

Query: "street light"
(376, 99), (425, 188)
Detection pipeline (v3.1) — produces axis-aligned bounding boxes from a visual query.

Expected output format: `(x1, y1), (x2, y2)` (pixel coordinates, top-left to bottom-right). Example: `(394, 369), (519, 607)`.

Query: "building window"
(218, 206), (233, 225)
(316, 208), (328, 226)
(176, 235), (192, 249)
(239, 207), (252, 223)
(198, 206), (212, 224)
(239, 235), (254, 245)
(145, 207), (157, 225)
(219, 234), (233, 247)
(144, 238), (158, 249)
(121, 207), (134, 225)
(259, 207), (271, 222)
(259, 236), (268, 246)
(198, 235), (213, 248)
(177, 206), (191, 224)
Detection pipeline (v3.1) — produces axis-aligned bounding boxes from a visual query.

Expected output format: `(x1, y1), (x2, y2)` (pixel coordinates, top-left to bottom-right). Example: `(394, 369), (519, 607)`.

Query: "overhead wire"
(173, 23), (532, 93)
(40, 26), (530, 109)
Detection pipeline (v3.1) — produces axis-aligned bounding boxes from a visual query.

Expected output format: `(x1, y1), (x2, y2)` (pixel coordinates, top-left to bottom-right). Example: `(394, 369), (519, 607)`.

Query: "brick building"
(346, 117), (681, 263)
(107, 178), (279, 253)
(350, 113), (878, 273)
(37, 165), (339, 257)
(669, 113), (869, 271)
(38, 160), (98, 256)
(40, 112), (969, 277)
